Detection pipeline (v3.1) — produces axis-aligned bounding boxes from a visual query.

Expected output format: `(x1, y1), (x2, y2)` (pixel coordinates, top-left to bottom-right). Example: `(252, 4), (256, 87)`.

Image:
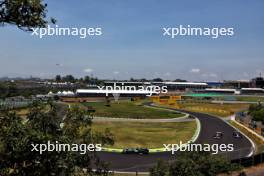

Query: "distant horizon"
(0, 74), (261, 83)
(1, 0), (263, 81)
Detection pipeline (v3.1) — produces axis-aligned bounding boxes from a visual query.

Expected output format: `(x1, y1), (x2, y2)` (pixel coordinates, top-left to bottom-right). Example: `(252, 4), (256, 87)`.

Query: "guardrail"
(190, 117), (201, 142)
(232, 152), (264, 167)
(234, 118), (264, 144)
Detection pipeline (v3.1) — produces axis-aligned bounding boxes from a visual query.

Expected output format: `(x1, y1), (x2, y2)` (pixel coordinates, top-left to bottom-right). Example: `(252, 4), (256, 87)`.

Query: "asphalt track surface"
(97, 103), (253, 172)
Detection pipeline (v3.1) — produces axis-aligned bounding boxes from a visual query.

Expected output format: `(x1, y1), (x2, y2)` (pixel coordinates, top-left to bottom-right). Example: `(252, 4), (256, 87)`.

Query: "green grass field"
(82, 101), (184, 119)
(92, 121), (196, 148)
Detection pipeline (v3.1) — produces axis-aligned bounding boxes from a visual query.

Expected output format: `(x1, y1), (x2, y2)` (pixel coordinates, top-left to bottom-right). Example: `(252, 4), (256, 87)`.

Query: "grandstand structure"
(53, 79), (264, 102)
(105, 81), (208, 90)
(57, 81), (208, 102)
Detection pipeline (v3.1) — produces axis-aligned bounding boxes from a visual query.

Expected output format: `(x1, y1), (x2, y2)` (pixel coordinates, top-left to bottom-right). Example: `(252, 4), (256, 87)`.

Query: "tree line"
(248, 103), (264, 123)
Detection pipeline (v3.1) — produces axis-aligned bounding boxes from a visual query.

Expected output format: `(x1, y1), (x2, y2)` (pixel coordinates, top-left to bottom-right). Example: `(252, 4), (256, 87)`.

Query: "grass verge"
(92, 121), (196, 148)
(82, 101), (185, 119)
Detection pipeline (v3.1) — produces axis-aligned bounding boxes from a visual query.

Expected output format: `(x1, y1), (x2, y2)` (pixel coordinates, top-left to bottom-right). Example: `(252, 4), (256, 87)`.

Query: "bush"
(248, 104), (264, 123)
(149, 151), (241, 176)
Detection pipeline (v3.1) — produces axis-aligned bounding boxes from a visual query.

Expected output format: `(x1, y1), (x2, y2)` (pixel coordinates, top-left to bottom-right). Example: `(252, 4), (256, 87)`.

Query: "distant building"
(240, 88), (264, 94)
(251, 77), (264, 88)
(206, 82), (224, 88)
(152, 82), (208, 91)
(105, 81), (208, 91)
(199, 88), (240, 95)
(223, 80), (250, 89)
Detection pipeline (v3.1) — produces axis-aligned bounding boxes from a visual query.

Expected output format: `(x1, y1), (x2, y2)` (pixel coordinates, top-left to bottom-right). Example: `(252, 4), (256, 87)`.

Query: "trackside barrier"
(189, 118), (201, 143)
(232, 152), (264, 168)
(101, 148), (122, 153)
(232, 120), (264, 144)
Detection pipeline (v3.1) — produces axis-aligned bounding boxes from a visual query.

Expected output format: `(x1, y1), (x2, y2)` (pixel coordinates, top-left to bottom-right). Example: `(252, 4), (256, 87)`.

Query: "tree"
(0, 82), (8, 98)
(0, 101), (114, 175)
(248, 103), (264, 123)
(140, 78), (148, 82)
(149, 160), (168, 176)
(174, 79), (187, 82)
(0, 0), (55, 31)
(248, 103), (263, 114)
(251, 109), (264, 123)
(62, 75), (75, 83)
(152, 78), (163, 82)
(55, 75), (62, 82)
(84, 76), (91, 84)
(130, 77), (135, 82)
(149, 151), (241, 176)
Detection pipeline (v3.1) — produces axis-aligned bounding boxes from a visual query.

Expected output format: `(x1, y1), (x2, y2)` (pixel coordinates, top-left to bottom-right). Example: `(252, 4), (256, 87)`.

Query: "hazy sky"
(0, 0), (264, 81)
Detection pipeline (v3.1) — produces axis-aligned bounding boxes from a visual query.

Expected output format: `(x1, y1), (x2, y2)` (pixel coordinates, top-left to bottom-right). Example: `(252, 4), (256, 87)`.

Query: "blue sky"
(0, 0), (264, 81)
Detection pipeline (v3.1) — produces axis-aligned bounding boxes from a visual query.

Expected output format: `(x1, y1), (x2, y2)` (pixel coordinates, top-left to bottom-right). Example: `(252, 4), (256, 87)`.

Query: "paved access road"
(97, 103), (253, 172)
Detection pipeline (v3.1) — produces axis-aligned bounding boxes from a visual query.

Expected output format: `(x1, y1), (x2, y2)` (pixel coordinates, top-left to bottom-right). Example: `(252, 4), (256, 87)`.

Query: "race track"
(97, 103), (253, 172)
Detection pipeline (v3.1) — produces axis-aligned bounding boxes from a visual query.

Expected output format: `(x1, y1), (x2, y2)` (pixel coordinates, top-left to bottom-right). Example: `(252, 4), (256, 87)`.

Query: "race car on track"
(233, 131), (242, 138)
(213, 132), (223, 139)
(122, 148), (149, 155)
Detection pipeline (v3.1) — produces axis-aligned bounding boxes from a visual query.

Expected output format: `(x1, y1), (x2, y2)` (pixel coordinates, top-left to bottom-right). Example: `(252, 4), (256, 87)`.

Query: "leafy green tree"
(140, 78), (148, 82)
(55, 75), (62, 82)
(149, 160), (168, 176)
(62, 75), (75, 83)
(251, 109), (264, 123)
(174, 79), (187, 82)
(248, 103), (263, 114)
(0, 82), (18, 98)
(0, 83), (9, 98)
(0, 0), (55, 31)
(248, 103), (264, 123)
(150, 152), (241, 176)
(152, 78), (163, 82)
(130, 78), (135, 82)
(84, 76), (91, 84)
(0, 101), (114, 175)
